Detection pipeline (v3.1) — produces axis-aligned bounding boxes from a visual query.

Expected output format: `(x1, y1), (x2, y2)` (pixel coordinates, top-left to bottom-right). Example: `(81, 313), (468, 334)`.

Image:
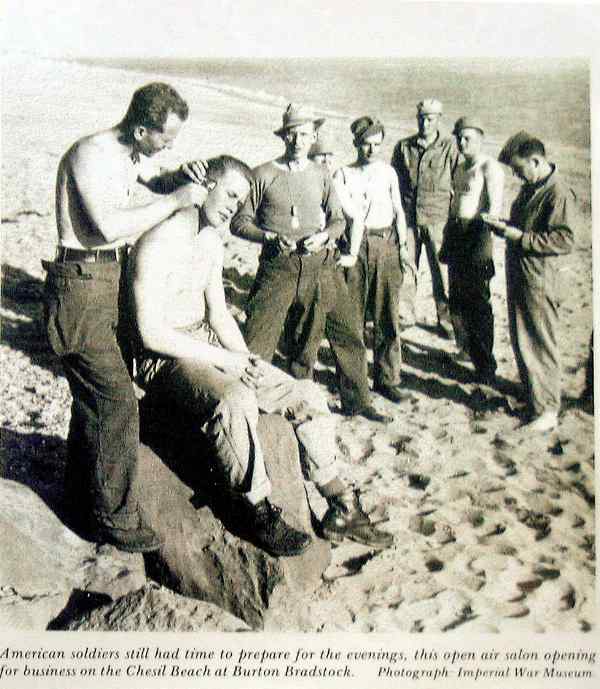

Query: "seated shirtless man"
(128, 155), (393, 557)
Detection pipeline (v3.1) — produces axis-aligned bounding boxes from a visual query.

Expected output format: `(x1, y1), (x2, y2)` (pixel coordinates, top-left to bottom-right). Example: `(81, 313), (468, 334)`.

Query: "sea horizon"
(71, 56), (590, 153)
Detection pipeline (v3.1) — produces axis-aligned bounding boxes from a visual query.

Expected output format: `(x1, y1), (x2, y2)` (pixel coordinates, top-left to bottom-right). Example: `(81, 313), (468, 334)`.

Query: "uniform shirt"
(231, 159), (345, 242)
(507, 165), (575, 295)
(391, 132), (460, 228)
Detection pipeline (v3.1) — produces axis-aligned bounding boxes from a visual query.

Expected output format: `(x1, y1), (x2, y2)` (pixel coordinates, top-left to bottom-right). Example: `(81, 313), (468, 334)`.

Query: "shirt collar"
(415, 131), (441, 150)
(525, 163), (556, 192)
(274, 156), (311, 172)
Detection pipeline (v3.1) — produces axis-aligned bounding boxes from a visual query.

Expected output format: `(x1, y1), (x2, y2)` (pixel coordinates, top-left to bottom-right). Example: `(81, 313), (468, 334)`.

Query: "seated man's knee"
(221, 380), (260, 423)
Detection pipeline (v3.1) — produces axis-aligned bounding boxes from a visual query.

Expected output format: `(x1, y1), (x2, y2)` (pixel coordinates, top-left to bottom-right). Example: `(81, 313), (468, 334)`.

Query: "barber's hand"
(174, 182), (209, 209)
(179, 159), (209, 185)
(337, 253), (358, 268)
(302, 231), (329, 254)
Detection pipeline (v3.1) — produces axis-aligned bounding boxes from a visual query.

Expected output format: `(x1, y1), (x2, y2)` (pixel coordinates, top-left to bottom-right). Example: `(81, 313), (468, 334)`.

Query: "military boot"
(321, 488), (394, 549)
(248, 499), (312, 558)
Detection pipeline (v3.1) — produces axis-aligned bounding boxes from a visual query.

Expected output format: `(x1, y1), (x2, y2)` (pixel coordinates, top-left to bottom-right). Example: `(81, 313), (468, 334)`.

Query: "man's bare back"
(130, 206), (216, 330)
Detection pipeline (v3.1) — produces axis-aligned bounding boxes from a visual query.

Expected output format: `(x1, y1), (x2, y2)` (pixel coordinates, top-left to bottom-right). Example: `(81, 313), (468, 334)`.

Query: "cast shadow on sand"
(1, 264), (62, 376)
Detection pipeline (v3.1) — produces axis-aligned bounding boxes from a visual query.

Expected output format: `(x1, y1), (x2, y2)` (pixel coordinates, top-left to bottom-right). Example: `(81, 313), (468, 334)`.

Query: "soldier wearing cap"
(308, 132), (336, 172)
(391, 98), (459, 338)
(231, 104), (388, 423)
(486, 132), (576, 433)
(333, 116), (413, 403)
(441, 116), (504, 383)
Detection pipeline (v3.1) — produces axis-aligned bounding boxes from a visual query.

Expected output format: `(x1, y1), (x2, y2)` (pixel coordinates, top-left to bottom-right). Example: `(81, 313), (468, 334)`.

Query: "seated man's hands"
(220, 351), (264, 389)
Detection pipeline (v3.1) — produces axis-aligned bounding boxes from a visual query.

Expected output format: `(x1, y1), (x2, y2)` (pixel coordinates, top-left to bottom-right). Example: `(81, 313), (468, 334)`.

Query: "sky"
(2, 1), (600, 59)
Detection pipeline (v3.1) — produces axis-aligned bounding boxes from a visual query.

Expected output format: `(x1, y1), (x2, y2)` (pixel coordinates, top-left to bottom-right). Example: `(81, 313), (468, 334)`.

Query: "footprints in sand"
(306, 366), (594, 633)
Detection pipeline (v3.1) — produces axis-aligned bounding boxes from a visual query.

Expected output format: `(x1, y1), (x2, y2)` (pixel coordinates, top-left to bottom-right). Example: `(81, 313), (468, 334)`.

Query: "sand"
(1, 54), (595, 633)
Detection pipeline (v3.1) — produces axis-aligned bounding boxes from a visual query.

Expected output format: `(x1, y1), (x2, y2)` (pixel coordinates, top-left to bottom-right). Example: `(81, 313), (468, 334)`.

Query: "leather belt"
(56, 246), (129, 263)
(365, 227), (391, 239)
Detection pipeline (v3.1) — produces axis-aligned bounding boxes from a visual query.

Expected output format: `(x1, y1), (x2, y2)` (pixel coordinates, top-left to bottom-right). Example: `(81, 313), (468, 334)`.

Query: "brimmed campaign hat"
(351, 116), (385, 143)
(274, 103), (325, 137)
(453, 116), (485, 136)
(417, 98), (443, 115)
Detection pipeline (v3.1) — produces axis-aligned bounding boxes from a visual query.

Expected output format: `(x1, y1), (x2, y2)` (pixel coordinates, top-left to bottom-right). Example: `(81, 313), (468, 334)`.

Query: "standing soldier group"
(42, 83), (581, 557)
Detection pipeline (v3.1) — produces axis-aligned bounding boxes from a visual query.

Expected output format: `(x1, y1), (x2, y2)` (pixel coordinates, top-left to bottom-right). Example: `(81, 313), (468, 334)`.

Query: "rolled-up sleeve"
(230, 174), (265, 241)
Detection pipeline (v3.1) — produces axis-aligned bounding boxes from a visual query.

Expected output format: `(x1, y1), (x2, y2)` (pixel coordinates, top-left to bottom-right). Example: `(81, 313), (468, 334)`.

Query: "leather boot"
(321, 488), (393, 549)
(248, 499), (312, 557)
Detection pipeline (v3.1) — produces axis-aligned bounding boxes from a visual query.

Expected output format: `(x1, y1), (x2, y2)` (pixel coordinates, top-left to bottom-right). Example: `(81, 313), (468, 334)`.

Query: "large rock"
(0, 479), (148, 630)
(66, 582), (250, 632)
(0, 479), (92, 596)
(137, 411), (331, 629)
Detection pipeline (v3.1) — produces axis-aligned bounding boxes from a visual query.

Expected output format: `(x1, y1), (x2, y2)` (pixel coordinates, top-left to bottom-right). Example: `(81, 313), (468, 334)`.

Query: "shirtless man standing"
(44, 83), (208, 552)
(334, 116), (414, 402)
(440, 116), (505, 383)
(129, 155), (393, 557)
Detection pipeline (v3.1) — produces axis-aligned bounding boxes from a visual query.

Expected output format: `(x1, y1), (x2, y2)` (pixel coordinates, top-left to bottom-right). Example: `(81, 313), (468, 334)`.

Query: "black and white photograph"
(1, 1), (598, 687)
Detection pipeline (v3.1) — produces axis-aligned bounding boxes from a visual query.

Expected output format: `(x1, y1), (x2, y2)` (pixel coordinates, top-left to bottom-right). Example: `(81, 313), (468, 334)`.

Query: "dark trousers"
(244, 246), (371, 412)
(412, 222), (451, 326)
(345, 233), (404, 388)
(448, 259), (497, 376)
(43, 259), (139, 530)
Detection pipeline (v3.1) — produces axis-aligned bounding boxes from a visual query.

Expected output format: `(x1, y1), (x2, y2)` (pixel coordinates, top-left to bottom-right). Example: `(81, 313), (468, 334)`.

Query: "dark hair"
(498, 131), (546, 165)
(206, 155), (253, 185)
(119, 83), (188, 141)
(514, 138), (546, 159)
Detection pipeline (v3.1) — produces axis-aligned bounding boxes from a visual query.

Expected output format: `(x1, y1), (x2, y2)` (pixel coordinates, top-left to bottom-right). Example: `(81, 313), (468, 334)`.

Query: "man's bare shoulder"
(67, 129), (125, 173)
(197, 227), (224, 258)
(135, 207), (197, 256)
(481, 155), (504, 176)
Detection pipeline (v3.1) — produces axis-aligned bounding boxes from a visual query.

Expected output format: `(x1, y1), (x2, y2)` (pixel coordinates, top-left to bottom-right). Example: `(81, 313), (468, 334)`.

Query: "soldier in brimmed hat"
(231, 104), (389, 425)
(333, 115), (414, 403)
(440, 115), (505, 385)
(391, 98), (459, 339)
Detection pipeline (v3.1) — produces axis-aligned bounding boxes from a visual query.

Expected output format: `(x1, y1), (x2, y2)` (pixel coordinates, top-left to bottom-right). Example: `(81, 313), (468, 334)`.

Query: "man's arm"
(230, 173), (268, 244)
(332, 167), (364, 266)
(204, 234), (251, 353)
(321, 169), (347, 242)
(520, 188), (576, 255)
(138, 160), (208, 194)
(71, 143), (207, 243)
(391, 140), (414, 215)
(389, 165), (408, 244)
(482, 158), (505, 218)
(131, 211), (244, 369)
